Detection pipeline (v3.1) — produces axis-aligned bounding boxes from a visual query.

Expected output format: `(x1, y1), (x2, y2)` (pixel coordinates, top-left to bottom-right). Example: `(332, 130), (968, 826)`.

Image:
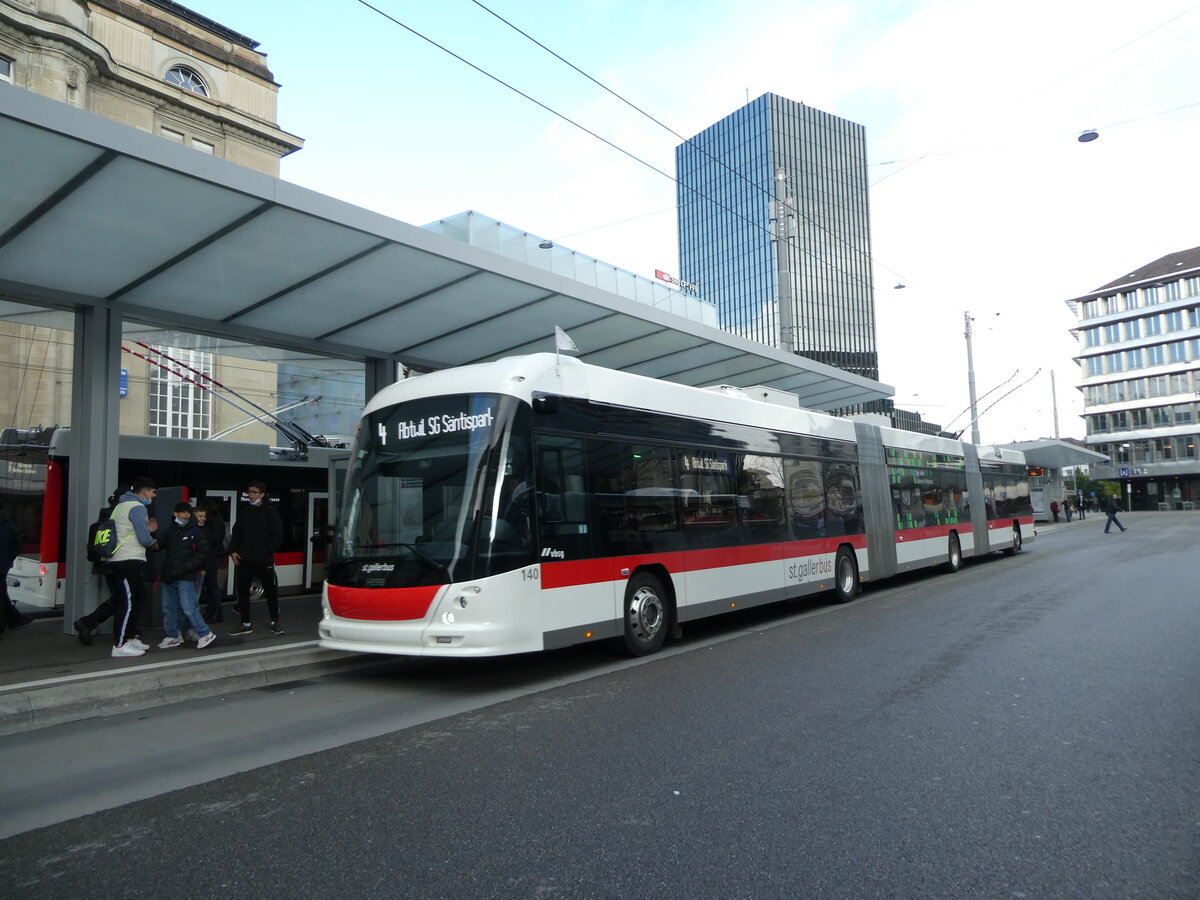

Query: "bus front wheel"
(619, 572), (669, 656)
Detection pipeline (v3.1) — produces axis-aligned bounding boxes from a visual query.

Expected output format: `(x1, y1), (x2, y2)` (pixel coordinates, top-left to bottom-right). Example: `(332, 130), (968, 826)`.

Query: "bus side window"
(587, 439), (628, 557)
(624, 443), (681, 553)
(534, 435), (592, 560)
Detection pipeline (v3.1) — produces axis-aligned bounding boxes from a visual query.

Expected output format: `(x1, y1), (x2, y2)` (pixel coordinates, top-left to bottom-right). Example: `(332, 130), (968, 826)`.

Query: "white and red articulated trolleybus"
(320, 354), (1033, 657)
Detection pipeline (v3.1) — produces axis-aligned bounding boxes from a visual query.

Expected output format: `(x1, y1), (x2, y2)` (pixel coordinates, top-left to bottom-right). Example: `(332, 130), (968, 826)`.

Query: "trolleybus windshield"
(328, 393), (534, 589)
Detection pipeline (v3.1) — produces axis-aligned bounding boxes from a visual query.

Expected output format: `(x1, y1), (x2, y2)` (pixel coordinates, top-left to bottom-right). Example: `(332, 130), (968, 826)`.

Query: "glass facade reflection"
(676, 93), (878, 383)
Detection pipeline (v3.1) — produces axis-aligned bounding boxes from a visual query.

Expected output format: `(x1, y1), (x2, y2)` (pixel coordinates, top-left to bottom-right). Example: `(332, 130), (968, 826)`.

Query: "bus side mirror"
(532, 395), (560, 415)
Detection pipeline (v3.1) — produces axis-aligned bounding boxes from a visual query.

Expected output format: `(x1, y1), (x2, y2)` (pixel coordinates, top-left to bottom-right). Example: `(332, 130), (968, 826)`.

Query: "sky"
(185, 0), (1200, 444)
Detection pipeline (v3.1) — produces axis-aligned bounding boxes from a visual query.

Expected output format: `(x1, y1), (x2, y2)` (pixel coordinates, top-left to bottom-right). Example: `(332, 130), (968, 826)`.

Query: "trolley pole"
(964, 311), (981, 445)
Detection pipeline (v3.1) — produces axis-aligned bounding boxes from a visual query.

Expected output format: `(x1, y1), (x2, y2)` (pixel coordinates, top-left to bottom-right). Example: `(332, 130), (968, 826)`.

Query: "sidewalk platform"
(0, 594), (378, 736)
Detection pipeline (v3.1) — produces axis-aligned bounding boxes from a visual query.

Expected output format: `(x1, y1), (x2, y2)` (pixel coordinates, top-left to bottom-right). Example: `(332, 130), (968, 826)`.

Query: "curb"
(0, 643), (379, 737)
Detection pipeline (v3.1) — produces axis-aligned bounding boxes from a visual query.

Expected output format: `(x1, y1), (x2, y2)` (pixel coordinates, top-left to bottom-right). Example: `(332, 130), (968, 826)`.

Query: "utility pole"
(1051, 370), (1060, 439)
(773, 167), (797, 354)
(964, 311), (981, 445)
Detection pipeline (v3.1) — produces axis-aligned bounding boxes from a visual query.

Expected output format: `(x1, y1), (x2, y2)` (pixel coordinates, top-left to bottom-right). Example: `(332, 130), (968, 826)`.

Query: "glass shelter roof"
(0, 84), (892, 411)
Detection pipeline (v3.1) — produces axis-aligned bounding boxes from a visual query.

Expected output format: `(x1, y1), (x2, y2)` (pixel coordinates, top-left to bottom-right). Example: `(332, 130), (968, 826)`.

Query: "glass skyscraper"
(676, 93), (878, 383)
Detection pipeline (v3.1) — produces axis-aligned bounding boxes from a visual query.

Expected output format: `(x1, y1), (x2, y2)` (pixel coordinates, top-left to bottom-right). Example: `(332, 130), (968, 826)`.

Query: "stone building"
(0, 0), (301, 174)
(1, 0), (302, 444)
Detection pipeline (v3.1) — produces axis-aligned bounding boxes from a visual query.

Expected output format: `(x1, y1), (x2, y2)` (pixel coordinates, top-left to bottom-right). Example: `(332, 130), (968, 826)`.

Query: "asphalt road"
(2, 514), (1198, 899)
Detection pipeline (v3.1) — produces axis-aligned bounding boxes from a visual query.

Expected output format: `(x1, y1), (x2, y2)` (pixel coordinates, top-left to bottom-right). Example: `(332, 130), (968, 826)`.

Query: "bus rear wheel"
(619, 572), (669, 656)
(945, 533), (962, 573)
(1004, 526), (1022, 556)
(833, 547), (858, 603)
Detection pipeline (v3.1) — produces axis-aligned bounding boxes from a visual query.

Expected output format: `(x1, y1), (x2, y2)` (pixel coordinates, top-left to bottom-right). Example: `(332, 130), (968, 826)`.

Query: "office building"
(676, 93), (878, 384)
(1069, 246), (1200, 509)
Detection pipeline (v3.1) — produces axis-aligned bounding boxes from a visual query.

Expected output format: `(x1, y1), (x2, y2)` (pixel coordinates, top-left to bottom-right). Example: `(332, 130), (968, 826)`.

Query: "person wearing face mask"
(104, 477), (160, 658)
(227, 480), (284, 636)
(156, 501), (214, 650)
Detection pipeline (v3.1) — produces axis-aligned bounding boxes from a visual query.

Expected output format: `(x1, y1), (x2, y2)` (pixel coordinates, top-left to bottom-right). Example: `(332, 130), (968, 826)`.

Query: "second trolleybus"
(320, 354), (1033, 657)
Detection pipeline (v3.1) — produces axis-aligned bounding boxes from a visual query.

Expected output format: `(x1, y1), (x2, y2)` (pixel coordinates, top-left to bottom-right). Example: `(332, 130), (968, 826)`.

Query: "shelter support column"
(63, 306), (122, 633)
(364, 357), (399, 401)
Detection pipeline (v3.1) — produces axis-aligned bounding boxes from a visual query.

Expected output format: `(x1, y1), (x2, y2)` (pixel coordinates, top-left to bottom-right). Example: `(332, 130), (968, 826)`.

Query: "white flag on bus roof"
(554, 326), (579, 353)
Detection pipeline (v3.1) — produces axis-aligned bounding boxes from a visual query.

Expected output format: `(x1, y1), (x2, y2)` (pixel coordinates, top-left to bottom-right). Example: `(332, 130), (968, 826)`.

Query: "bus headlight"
(442, 611), (456, 624)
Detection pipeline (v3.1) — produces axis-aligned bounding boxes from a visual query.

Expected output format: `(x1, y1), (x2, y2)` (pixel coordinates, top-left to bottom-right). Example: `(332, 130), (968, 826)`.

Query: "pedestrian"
(1076, 497), (1086, 521)
(1049, 499), (1060, 523)
(193, 500), (227, 623)
(1064, 498), (1073, 523)
(227, 480), (284, 636)
(0, 501), (34, 638)
(98, 477), (159, 657)
(1103, 495), (1127, 534)
(156, 501), (215, 650)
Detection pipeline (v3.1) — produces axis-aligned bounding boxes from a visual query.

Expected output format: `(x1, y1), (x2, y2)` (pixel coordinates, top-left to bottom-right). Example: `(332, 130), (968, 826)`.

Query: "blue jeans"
(162, 578), (212, 639)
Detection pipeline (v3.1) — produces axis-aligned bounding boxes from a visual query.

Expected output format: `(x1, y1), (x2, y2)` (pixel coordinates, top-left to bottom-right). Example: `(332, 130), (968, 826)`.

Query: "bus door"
(206, 489), (238, 598)
(306, 492), (329, 590)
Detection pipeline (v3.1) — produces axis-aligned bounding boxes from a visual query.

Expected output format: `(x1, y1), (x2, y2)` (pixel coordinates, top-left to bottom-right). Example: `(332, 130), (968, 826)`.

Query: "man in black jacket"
(227, 480), (284, 636)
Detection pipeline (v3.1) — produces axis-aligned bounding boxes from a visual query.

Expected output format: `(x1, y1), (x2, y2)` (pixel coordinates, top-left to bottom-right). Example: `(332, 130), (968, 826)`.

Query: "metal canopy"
(0, 85), (892, 411)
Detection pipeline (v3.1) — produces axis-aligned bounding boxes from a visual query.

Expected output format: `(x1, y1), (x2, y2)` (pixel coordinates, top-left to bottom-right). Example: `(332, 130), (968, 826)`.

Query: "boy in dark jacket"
(227, 481), (284, 636)
(157, 502), (214, 649)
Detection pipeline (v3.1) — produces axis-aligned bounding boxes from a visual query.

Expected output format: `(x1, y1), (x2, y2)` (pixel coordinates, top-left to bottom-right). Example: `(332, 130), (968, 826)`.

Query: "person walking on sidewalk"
(156, 502), (215, 650)
(1103, 495), (1127, 534)
(102, 477), (159, 657)
(227, 480), (284, 636)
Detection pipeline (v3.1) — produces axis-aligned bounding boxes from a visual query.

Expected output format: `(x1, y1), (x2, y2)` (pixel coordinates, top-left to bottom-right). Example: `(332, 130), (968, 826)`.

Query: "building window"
(1085, 328), (1101, 347)
(1168, 342), (1186, 363)
(1104, 323), (1120, 343)
(1106, 353), (1123, 373)
(1186, 277), (1199, 297)
(1165, 281), (1181, 301)
(1169, 373), (1190, 394)
(148, 346), (212, 439)
(1124, 320), (1140, 340)
(1087, 357), (1103, 376)
(1130, 409), (1149, 429)
(1178, 436), (1196, 459)
(1145, 316), (1162, 336)
(1144, 285), (1160, 305)
(1082, 299), (1099, 318)
(192, 138), (215, 154)
(1090, 414), (1108, 434)
(160, 127), (185, 143)
(1110, 411), (1128, 431)
(1166, 310), (1183, 332)
(1174, 404), (1195, 426)
(1146, 345), (1164, 366)
(1190, 308), (1200, 328)
(1151, 407), (1171, 427)
(165, 66), (208, 96)
(1129, 378), (1147, 400)
(1086, 385), (1105, 405)
(0, 56), (12, 84)
(1109, 381), (1127, 403)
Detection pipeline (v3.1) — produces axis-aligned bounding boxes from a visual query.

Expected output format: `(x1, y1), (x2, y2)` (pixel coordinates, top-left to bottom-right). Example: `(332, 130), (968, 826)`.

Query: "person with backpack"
(227, 480), (284, 636)
(100, 477), (159, 657)
(156, 501), (214, 650)
(193, 500), (228, 623)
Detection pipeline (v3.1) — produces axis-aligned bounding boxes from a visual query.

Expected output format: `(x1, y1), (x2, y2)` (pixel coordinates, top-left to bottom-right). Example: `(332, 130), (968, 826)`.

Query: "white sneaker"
(157, 636), (183, 649)
(128, 638), (149, 651)
(196, 632), (216, 649)
(184, 629), (200, 643)
(112, 642), (145, 657)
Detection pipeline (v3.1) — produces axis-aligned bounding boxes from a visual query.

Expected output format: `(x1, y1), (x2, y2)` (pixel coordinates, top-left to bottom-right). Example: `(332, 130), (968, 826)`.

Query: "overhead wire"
(351, 0), (884, 293)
